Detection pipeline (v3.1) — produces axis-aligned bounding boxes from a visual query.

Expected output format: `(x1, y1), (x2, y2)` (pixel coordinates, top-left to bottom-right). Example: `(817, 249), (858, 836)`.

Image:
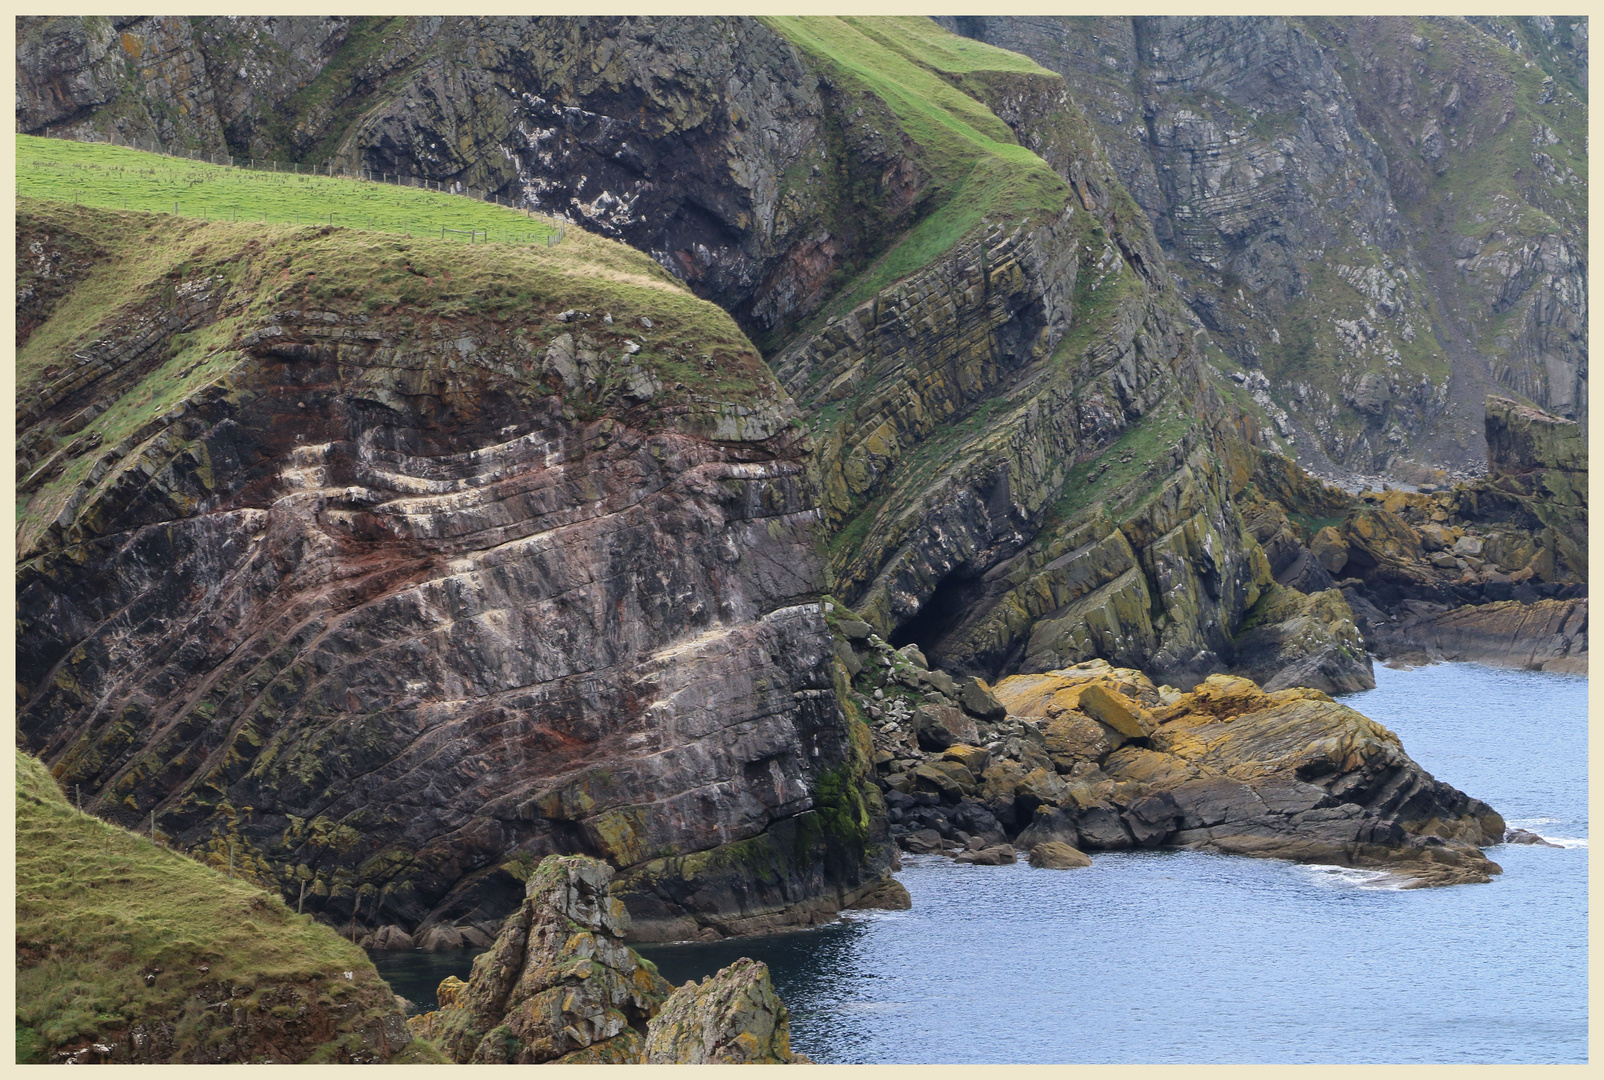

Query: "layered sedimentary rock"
(834, 602), (1503, 885)
(15, 16), (1330, 699)
(936, 15), (1587, 479)
(16, 201), (889, 945)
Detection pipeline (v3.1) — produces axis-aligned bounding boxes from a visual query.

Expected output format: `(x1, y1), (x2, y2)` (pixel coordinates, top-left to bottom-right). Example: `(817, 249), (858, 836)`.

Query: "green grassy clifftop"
(15, 748), (442, 1063)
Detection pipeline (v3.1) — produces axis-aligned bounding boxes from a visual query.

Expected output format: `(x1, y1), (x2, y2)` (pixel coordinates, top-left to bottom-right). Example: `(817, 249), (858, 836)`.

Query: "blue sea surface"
(373, 663), (1588, 1063)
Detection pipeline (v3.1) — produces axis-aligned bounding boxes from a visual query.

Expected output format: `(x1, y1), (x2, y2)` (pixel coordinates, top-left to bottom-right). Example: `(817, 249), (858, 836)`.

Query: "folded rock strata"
(16, 203), (890, 947)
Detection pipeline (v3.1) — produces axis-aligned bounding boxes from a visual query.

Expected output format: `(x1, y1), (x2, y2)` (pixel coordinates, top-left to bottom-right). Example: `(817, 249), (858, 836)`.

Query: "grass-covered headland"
(15, 749), (444, 1063)
(16, 133), (562, 244)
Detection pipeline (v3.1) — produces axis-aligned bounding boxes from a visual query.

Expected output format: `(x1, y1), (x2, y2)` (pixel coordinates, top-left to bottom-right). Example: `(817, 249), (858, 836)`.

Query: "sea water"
(370, 663), (1587, 1063)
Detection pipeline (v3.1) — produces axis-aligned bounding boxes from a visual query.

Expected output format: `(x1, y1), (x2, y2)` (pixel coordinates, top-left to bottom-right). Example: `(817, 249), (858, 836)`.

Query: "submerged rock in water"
(846, 878), (913, 910)
(1503, 828), (1562, 849)
(643, 957), (804, 1064)
(1028, 841), (1092, 869)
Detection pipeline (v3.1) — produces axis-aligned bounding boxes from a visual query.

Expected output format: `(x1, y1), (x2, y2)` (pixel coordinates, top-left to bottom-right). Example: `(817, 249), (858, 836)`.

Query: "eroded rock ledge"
(835, 602), (1504, 888)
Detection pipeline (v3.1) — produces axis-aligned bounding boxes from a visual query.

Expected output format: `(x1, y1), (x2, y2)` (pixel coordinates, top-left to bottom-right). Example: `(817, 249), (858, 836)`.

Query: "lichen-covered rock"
(988, 668), (1506, 886)
(408, 855), (673, 1064)
(642, 957), (803, 1064)
(1028, 841), (1092, 869)
(1230, 584), (1374, 694)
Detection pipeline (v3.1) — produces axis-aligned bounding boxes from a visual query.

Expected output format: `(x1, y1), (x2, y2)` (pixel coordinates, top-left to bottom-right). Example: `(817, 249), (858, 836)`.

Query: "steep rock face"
(16, 15), (1349, 698)
(15, 15), (352, 152)
(15, 202), (889, 945)
(937, 15), (1587, 480)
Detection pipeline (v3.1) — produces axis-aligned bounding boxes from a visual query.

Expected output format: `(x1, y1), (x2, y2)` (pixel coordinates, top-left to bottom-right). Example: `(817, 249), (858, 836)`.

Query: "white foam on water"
(1298, 864), (1396, 889)
(1538, 836), (1589, 849)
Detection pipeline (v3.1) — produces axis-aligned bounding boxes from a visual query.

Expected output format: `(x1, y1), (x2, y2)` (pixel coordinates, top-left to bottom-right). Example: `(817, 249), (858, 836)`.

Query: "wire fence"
(56, 129), (569, 246)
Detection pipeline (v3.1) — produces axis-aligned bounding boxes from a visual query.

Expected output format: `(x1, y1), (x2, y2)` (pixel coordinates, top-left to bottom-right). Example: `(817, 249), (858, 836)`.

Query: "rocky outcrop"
(408, 855), (672, 1063)
(410, 854), (803, 1064)
(994, 667), (1505, 886)
(15, 749), (439, 1065)
(1027, 841), (1091, 869)
(836, 593), (1503, 886)
(642, 958), (804, 1064)
(16, 201), (889, 948)
(1374, 598), (1586, 673)
(1230, 584), (1374, 694)
(936, 16), (1586, 480)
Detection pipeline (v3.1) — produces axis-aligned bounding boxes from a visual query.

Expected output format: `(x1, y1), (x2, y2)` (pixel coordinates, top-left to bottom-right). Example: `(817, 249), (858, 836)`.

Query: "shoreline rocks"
(409, 854), (804, 1064)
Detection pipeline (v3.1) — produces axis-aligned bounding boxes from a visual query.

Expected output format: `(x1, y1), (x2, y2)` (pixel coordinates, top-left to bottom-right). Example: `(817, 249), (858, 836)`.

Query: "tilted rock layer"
(938, 15), (1586, 479)
(16, 201), (889, 945)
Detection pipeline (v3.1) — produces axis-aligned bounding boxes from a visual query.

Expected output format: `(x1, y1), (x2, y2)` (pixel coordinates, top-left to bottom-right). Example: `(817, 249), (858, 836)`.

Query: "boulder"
(899, 828), (946, 854)
(1310, 526), (1350, 575)
(1503, 828), (1561, 848)
(914, 704), (979, 751)
(911, 761), (975, 802)
(361, 924), (416, 951)
(1074, 683), (1153, 738)
(956, 677), (1007, 722)
(954, 844), (1016, 865)
(845, 878), (913, 910)
(1028, 842), (1092, 869)
(642, 958), (803, 1064)
(942, 744), (990, 776)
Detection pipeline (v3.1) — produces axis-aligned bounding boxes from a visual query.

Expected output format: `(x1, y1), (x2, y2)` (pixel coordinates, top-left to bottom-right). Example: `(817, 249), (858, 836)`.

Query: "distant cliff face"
(935, 15), (1587, 481)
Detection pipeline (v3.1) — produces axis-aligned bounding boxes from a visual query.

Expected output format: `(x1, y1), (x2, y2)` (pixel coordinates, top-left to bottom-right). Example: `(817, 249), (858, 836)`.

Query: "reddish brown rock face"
(16, 212), (888, 941)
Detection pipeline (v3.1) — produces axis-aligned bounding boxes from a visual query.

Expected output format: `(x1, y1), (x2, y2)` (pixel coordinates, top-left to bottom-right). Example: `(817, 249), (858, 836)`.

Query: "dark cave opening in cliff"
(887, 567), (983, 665)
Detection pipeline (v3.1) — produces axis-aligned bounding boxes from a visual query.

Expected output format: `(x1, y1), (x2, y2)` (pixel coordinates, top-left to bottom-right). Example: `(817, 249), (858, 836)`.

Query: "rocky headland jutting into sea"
(15, 14), (1584, 1064)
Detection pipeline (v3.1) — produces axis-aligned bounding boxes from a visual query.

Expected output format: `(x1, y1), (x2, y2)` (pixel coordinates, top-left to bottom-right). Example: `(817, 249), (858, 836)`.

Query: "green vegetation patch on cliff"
(16, 196), (778, 556)
(14, 748), (443, 1063)
(763, 16), (1070, 312)
(16, 134), (560, 242)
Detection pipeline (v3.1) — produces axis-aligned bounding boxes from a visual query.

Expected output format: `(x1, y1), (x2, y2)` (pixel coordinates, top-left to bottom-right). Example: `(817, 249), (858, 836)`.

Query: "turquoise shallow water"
(371, 662), (1588, 1063)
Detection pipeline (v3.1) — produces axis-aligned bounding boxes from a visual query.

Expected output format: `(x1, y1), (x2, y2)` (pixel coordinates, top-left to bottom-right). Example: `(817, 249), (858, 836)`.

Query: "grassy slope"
(15, 749), (444, 1063)
(762, 16), (1070, 313)
(15, 193), (774, 555)
(16, 133), (557, 241)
